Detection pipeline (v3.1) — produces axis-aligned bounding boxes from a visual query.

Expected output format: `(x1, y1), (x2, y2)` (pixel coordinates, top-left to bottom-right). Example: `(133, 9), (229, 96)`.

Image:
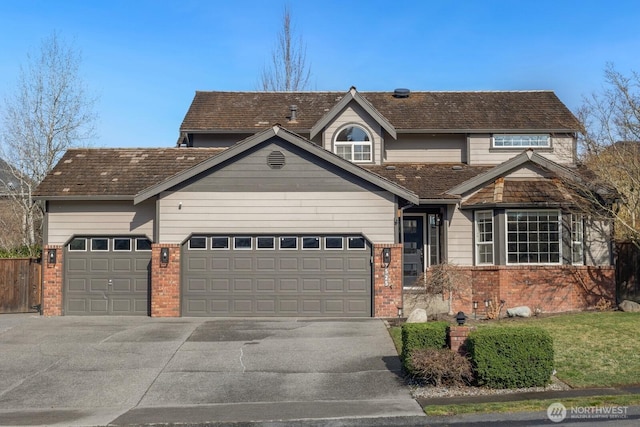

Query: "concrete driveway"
(0, 315), (424, 426)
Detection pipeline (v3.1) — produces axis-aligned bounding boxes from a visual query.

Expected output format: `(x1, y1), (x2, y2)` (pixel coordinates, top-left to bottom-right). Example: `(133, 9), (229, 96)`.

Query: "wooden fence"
(616, 242), (640, 303)
(0, 258), (41, 314)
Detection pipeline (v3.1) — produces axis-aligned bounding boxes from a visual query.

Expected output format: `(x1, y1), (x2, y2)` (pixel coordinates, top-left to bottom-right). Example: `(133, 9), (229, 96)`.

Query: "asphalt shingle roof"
(364, 163), (492, 200)
(462, 178), (580, 207)
(181, 90), (581, 133)
(34, 148), (225, 198)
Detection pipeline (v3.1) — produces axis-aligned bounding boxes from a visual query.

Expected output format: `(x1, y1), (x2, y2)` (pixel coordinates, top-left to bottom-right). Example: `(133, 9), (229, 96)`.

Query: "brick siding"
(42, 245), (63, 316)
(373, 243), (403, 317)
(447, 265), (615, 316)
(151, 244), (181, 317)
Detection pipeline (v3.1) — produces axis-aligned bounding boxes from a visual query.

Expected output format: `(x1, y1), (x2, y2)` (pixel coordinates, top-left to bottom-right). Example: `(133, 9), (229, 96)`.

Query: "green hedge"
(401, 321), (448, 374)
(467, 327), (554, 388)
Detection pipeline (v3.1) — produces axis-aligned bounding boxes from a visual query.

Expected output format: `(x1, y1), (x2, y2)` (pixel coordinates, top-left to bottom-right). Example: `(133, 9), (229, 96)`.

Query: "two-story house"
(34, 87), (615, 317)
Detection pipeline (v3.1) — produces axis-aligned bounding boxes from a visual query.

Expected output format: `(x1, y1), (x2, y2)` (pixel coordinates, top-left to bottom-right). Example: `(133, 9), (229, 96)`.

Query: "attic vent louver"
(393, 88), (410, 98)
(267, 150), (286, 169)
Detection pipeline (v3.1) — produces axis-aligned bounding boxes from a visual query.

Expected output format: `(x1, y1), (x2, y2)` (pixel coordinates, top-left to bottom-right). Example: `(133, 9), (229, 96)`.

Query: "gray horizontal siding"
(46, 200), (155, 246)
(177, 140), (380, 193)
(385, 134), (465, 163)
(158, 191), (396, 244)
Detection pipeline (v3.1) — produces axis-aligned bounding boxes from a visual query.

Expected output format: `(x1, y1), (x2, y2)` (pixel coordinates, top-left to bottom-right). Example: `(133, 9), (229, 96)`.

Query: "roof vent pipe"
(393, 88), (410, 98)
(289, 105), (298, 121)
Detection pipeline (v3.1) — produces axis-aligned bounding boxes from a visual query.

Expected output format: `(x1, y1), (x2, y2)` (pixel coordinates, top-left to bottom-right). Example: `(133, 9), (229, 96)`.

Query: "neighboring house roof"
(33, 148), (226, 199)
(462, 178), (581, 208)
(180, 90), (581, 134)
(364, 163), (492, 203)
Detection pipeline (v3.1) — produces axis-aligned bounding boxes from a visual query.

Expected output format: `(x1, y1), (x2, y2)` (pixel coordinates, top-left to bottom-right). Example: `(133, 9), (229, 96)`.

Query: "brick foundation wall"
(42, 245), (63, 316)
(448, 326), (472, 355)
(151, 244), (181, 317)
(373, 243), (403, 317)
(448, 265), (615, 316)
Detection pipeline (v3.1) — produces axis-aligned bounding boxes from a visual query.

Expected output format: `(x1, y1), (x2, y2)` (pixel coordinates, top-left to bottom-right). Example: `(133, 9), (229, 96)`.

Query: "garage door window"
(69, 238), (87, 251)
(91, 238), (109, 251)
(212, 237), (229, 250)
(136, 238), (152, 251)
(348, 237), (366, 250)
(279, 237), (297, 250)
(189, 236), (207, 250)
(302, 237), (320, 250)
(114, 238), (131, 251)
(234, 237), (252, 250)
(325, 237), (343, 249)
(257, 237), (275, 249)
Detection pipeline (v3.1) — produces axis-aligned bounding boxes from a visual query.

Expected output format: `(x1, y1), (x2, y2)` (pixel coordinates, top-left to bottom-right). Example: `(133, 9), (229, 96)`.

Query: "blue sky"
(1, 0), (639, 148)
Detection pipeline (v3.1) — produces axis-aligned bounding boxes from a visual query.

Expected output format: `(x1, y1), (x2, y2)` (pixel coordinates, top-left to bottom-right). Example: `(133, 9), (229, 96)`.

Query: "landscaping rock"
(506, 306), (532, 318)
(619, 300), (640, 312)
(406, 308), (428, 323)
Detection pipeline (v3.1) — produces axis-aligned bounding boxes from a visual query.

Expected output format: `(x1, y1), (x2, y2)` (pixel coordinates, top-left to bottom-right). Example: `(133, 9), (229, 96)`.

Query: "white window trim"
(233, 236), (253, 250)
(135, 238), (152, 252)
(91, 238), (109, 252)
(188, 236), (208, 250)
(333, 124), (373, 163)
(211, 236), (230, 250)
(302, 236), (321, 250)
(256, 236), (276, 250)
(113, 238), (132, 252)
(347, 236), (367, 250)
(475, 211), (494, 265)
(324, 236), (344, 250)
(505, 209), (562, 265)
(571, 214), (585, 265)
(492, 134), (550, 148)
(279, 236), (298, 250)
(68, 237), (87, 252)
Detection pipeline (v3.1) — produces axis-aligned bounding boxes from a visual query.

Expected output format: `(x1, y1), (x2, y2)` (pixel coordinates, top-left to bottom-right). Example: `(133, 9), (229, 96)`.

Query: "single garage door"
(182, 235), (372, 317)
(64, 236), (152, 315)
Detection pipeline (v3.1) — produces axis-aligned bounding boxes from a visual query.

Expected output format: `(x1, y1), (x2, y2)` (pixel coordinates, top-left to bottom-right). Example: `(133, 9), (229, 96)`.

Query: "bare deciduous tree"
(0, 31), (97, 255)
(576, 63), (640, 247)
(260, 5), (311, 91)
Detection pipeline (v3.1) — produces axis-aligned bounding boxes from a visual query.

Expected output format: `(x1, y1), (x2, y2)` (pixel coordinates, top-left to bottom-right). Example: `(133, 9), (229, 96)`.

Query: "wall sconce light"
(473, 301), (478, 319)
(160, 247), (170, 264)
(48, 249), (57, 265)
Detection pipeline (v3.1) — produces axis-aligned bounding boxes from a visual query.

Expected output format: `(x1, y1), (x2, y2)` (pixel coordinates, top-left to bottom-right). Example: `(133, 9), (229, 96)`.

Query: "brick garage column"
(42, 245), (63, 316)
(151, 244), (181, 317)
(373, 243), (403, 317)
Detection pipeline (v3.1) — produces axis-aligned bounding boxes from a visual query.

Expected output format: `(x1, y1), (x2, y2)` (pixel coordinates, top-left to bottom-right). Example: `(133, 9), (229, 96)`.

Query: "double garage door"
(181, 234), (372, 317)
(63, 234), (372, 317)
(64, 237), (152, 315)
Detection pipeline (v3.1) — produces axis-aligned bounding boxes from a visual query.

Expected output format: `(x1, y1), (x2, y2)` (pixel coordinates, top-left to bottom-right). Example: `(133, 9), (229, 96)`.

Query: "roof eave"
(33, 195), (134, 201)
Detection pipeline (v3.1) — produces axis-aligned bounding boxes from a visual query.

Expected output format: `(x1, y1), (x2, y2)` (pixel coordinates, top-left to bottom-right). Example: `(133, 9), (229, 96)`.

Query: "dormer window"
(334, 125), (372, 162)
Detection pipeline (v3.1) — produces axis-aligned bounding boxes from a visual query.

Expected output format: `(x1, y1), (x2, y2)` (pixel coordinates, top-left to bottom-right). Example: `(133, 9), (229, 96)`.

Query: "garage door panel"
(90, 299), (109, 313)
(302, 278), (321, 291)
(90, 279), (108, 292)
(90, 258), (109, 272)
(182, 235), (371, 317)
(211, 279), (230, 291)
(111, 299), (132, 313)
(113, 258), (132, 271)
(234, 258), (252, 270)
(188, 257), (207, 270)
(279, 278), (299, 291)
(233, 279), (252, 292)
(257, 279), (276, 291)
(112, 278), (133, 292)
(67, 258), (87, 271)
(68, 278), (87, 292)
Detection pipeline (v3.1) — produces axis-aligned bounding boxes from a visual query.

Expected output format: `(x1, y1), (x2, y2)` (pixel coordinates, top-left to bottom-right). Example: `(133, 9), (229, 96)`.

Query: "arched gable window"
(334, 125), (372, 162)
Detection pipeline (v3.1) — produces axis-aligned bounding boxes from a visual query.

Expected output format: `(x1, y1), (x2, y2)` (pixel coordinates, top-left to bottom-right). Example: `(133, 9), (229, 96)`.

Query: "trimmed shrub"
(409, 348), (473, 386)
(467, 327), (554, 389)
(401, 321), (448, 374)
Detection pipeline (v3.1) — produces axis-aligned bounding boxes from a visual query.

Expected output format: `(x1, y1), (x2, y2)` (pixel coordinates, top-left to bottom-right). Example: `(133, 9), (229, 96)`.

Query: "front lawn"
(389, 311), (640, 388)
